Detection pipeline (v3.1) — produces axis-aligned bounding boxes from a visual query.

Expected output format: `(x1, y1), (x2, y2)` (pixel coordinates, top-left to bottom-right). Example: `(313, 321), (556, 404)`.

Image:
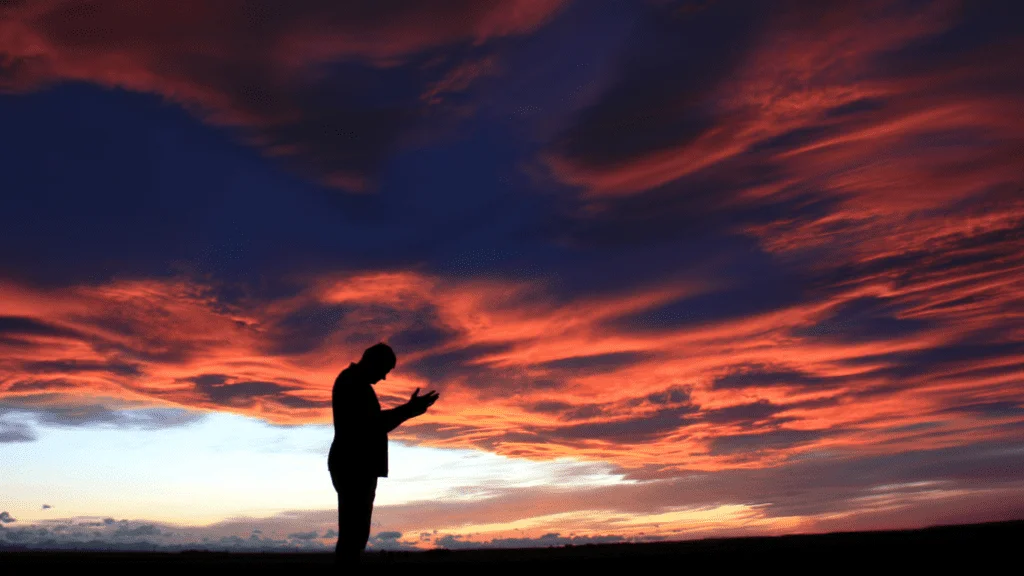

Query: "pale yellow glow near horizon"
(395, 504), (808, 544)
(2, 409), (630, 526)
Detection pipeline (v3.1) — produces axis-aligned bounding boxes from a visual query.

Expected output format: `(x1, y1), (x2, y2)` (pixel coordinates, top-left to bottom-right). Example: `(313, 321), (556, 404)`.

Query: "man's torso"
(328, 364), (389, 477)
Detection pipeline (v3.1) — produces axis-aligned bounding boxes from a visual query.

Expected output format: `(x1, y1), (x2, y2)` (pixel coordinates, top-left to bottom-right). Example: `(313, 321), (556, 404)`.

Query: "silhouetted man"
(328, 342), (439, 567)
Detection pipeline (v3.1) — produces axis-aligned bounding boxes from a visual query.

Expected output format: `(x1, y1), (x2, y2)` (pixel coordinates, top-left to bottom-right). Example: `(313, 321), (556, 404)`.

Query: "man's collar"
(346, 362), (373, 385)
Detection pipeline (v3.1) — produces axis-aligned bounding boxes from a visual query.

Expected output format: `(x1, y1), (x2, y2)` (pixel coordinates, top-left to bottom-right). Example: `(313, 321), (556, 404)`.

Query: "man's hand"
(406, 388), (439, 417)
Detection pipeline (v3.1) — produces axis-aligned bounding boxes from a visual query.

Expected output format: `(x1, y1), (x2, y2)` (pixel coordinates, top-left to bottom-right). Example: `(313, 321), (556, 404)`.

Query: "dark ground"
(2, 520), (1019, 573)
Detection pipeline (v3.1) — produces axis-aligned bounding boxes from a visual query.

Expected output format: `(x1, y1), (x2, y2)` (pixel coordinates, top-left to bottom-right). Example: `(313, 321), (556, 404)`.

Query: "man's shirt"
(328, 363), (412, 478)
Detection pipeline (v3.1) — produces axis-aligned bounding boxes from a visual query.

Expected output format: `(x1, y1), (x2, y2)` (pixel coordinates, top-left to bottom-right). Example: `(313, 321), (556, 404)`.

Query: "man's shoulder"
(335, 363), (364, 385)
(333, 366), (375, 401)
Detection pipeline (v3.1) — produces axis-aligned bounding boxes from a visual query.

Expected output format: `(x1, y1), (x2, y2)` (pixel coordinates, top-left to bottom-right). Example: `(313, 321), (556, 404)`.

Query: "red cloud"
(421, 56), (498, 105)
(530, 2), (1024, 472)
(3, 252), (1022, 474)
(545, 1), (983, 196)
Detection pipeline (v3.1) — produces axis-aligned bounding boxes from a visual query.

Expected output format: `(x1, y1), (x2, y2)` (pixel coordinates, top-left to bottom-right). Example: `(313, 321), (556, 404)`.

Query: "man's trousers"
(331, 472), (378, 565)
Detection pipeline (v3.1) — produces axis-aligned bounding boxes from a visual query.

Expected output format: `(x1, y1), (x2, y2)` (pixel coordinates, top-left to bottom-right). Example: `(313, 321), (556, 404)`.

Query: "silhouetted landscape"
(3, 520), (1019, 573)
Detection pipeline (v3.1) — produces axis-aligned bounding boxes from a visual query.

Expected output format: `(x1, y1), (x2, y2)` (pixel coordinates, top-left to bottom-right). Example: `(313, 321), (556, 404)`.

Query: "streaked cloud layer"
(1, 0), (1022, 550)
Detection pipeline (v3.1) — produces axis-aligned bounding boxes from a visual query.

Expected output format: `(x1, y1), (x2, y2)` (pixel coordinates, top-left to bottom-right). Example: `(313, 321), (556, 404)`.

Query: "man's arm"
(379, 388), (439, 433)
(379, 403), (416, 434)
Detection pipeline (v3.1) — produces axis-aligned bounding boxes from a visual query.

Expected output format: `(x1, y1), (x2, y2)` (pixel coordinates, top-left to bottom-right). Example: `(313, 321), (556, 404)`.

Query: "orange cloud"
(3, 241), (1021, 476)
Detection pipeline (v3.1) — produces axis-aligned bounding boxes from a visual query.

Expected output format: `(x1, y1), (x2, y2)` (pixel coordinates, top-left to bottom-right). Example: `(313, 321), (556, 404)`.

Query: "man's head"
(358, 342), (396, 384)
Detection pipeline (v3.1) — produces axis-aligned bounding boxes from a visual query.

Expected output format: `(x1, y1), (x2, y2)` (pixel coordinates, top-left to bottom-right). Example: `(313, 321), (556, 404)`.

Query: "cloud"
(114, 524), (162, 538)
(0, 394), (203, 428)
(19, 360), (142, 377)
(549, 406), (698, 442)
(0, 394), (206, 443)
(366, 530), (419, 551)
(702, 400), (786, 424)
(0, 316), (81, 339)
(0, 420), (35, 443)
(0, 0), (568, 190)
(3, 244), (1023, 474)
(944, 402), (1024, 420)
(537, 351), (655, 376)
(710, 365), (839, 391)
(421, 56), (499, 106)
(708, 429), (829, 456)
(605, 270), (808, 332)
(185, 374), (327, 410)
(436, 531), (626, 549)
(0, 512), (16, 523)
(792, 296), (933, 342)
(262, 303), (354, 357)
(0, 515), (318, 551)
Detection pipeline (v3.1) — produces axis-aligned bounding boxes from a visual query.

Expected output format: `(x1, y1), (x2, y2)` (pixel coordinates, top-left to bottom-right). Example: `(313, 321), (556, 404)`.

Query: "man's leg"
(337, 476), (377, 566)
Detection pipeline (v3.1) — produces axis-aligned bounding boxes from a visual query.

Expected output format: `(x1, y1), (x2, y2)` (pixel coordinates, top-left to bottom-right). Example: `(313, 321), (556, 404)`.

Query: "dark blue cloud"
(550, 0), (765, 169)
(19, 360), (142, 377)
(708, 429), (829, 456)
(794, 296), (933, 342)
(0, 395), (204, 440)
(4, 379), (78, 393)
(0, 316), (80, 338)
(702, 400), (785, 425)
(562, 404), (607, 421)
(822, 97), (888, 119)
(710, 365), (840, 391)
(538, 351), (654, 375)
(264, 303), (354, 356)
(403, 343), (515, 383)
(940, 402), (1024, 420)
(867, 0), (1024, 90)
(551, 406), (698, 441)
(603, 245), (809, 332)
(526, 401), (573, 414)
(387, 321), (457, 355)
(643, 386), (691, 405)
(0, 422), (35, 443)
(185, 374), (327, 409)
(847, 340), (1024, 386)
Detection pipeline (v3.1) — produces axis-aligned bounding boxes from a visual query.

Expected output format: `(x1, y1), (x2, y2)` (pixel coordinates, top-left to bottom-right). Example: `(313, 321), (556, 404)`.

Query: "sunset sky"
(1, 0), (1022, 552)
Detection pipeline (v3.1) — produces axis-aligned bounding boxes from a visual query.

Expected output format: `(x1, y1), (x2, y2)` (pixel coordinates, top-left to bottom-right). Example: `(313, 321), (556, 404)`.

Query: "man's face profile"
(361, 361), (393, 385)
(369, 366), (390, 385)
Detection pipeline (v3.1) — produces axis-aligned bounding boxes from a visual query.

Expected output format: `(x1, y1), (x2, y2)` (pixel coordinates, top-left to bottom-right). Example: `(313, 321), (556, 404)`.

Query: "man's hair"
(360, 342), (396, 369)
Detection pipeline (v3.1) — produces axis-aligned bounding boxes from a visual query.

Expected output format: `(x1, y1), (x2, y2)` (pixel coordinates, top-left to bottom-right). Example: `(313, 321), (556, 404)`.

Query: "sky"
(1, 0), (1023, 552)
